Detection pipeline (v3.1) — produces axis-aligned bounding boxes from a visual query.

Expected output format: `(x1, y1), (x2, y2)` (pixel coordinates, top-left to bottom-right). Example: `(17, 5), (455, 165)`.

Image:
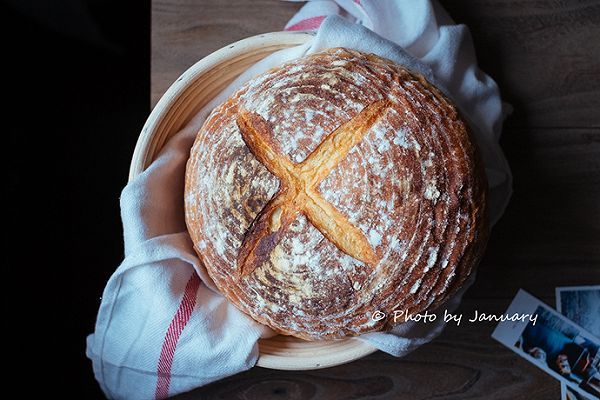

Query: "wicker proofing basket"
(130, 32), (377, 370)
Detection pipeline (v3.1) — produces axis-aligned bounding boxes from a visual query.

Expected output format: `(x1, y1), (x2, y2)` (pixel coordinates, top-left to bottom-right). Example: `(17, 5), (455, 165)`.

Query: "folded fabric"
(87, 2), (511, 399)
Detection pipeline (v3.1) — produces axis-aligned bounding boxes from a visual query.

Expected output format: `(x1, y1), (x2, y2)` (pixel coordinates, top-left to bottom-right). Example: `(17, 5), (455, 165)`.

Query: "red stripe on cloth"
(285, 15), (326, 31)
(155, 273), (201, 399)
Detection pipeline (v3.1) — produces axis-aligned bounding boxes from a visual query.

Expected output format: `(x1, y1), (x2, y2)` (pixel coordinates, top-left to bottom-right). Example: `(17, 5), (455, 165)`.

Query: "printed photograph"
(557, 286), (600, 337)
(515, 306), (600, 398)
(557, 285), (600, 400)
(563, 385), (593, 400)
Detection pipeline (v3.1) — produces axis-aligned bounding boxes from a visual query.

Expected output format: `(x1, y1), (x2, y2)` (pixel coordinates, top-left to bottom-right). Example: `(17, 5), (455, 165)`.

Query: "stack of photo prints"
(493, 286), (600, 399)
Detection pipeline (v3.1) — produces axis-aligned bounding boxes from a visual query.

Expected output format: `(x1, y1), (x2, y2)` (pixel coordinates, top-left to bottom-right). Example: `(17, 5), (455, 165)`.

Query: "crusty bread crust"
(234, 100), (390, 277)
(185, 48), (488, 340)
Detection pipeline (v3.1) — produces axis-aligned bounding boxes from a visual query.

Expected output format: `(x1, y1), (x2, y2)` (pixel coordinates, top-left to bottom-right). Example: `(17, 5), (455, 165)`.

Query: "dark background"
(5, 0), (148, 397)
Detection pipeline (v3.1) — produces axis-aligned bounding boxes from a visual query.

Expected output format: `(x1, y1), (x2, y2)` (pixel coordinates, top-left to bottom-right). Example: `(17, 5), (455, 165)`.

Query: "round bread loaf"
(185, 48), (488, 340)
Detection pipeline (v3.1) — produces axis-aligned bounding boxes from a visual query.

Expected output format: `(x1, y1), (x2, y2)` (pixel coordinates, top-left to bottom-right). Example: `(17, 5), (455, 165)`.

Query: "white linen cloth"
(87, 1), (512, 398)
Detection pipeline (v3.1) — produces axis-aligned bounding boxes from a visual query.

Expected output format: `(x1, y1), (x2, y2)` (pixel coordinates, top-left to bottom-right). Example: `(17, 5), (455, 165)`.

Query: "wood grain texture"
(441, 0), (600, 128)
(151, 0), (302, 105)
(472, 128), (600, 299)
(151, 0), (600, 398)
(152, 0), (600, 128)
(173, 299), (559, 400)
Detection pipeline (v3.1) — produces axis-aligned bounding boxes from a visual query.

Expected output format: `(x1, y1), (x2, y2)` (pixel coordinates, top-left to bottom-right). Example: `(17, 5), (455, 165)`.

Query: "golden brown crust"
(184, 48), (489, 340)
(235, 101), (388, 276)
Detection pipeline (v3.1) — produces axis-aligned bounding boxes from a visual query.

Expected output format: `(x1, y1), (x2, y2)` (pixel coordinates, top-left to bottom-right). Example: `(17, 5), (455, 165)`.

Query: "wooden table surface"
(152, 1), (600, 399)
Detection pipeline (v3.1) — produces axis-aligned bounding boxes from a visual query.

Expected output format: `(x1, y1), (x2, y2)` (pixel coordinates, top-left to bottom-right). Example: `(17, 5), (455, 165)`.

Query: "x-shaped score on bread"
(236, 99), (391, 277)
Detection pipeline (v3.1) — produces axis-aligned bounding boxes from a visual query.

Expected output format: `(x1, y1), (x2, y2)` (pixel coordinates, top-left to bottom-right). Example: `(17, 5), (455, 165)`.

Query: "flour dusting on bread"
(184, 48), (488, 339)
